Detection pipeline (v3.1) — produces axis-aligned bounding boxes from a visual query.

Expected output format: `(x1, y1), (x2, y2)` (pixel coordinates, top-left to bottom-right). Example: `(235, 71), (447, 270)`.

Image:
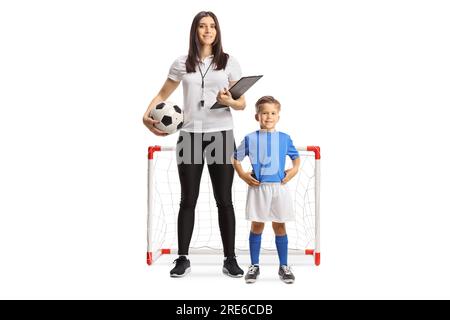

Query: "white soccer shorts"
(246, 183), (295, 223)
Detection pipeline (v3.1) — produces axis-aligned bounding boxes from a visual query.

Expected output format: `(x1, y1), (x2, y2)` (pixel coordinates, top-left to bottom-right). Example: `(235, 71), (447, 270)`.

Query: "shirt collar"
(259, 129), (277, 133)
(200, 55), (214, 63)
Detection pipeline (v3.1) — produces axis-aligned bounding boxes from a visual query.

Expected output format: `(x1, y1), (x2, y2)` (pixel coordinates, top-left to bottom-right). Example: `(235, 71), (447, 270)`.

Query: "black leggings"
(176, 130), (236, 257)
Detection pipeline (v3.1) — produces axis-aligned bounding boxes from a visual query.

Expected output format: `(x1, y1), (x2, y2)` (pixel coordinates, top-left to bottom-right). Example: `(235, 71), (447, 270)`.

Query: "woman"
(143, 11), (245, 278)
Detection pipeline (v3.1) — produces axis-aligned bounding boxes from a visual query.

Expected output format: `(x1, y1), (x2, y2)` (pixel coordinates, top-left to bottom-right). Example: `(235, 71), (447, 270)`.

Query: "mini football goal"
(146, 145), (321, 266)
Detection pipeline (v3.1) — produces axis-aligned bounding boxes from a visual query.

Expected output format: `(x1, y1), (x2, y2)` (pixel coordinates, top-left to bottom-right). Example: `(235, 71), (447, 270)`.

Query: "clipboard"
(210, 75), (263, 109)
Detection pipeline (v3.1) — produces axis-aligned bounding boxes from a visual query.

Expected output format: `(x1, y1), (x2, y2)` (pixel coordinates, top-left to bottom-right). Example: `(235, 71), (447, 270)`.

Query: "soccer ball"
(150, 101), (184, 135)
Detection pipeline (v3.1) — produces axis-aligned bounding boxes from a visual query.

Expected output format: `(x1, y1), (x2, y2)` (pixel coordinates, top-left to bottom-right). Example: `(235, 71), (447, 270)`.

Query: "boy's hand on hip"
(239, 172), (260, 187)
(282, 168), (298, 184)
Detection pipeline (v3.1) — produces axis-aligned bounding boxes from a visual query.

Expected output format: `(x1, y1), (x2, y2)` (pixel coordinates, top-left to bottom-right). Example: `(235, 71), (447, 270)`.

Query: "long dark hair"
(186, 11), (229, 73)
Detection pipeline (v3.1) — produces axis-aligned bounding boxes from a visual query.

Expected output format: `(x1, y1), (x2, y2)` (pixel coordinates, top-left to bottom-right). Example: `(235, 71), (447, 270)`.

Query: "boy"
(231, 96), (300, 284)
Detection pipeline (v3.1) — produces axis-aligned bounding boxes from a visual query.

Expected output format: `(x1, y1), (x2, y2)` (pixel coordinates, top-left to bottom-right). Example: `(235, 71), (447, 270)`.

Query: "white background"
(1, 0), (450, 299)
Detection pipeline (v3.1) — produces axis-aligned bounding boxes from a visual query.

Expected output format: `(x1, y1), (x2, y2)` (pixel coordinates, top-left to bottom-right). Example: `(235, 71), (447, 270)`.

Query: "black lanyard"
(199, 60), (213, 107)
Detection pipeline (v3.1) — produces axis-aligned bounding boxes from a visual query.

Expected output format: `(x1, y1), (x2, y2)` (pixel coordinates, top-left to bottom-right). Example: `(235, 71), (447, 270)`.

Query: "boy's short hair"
(255, 96), (281, 113)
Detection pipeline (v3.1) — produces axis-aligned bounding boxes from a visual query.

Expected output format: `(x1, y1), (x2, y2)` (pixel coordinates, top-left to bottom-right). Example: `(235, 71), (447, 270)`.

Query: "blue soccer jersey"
(234, 130), (299, 183)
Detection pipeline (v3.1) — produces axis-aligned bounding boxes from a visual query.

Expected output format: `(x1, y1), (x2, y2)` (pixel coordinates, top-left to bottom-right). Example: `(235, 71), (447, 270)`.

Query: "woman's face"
(197, 16), (217, 46)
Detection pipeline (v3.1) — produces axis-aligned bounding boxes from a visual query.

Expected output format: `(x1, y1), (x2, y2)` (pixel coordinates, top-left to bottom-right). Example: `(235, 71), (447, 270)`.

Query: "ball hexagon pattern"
(150, 101), (184, 135)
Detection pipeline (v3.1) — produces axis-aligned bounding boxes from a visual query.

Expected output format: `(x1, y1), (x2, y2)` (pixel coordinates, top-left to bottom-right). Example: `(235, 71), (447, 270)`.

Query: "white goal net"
(147, 145), (321, 266)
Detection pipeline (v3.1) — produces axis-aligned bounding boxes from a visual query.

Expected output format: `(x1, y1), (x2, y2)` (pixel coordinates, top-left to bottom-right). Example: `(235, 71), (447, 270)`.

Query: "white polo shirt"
(168, 55), (242, 133)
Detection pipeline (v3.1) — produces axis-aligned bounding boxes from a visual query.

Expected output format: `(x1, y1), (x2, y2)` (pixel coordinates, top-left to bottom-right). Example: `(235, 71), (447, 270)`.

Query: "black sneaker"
(278, 265), (295, 284)
(170, 256), (191, 277)
(222, 257), (244, 278)
(245, 265), (260, 284)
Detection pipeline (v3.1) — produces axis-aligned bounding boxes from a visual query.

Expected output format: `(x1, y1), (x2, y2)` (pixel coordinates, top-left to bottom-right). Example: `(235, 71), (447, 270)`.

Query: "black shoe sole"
(170, 267), (191, 278)
(279, 275), (295, 284)
(222, 267), (244, 278)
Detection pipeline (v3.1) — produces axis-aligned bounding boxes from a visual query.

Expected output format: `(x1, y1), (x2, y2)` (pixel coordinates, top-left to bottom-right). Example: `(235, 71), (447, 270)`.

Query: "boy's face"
(255, 103), (280, 131)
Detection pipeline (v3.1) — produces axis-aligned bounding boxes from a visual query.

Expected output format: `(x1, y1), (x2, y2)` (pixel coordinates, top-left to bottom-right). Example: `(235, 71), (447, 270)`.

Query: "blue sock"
(275, 235), (288, 266)
(249, 232), (262, 265)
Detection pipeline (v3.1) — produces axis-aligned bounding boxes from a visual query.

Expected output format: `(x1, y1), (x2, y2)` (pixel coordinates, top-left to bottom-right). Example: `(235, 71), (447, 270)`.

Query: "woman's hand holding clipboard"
(211, 75), (263, 109)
